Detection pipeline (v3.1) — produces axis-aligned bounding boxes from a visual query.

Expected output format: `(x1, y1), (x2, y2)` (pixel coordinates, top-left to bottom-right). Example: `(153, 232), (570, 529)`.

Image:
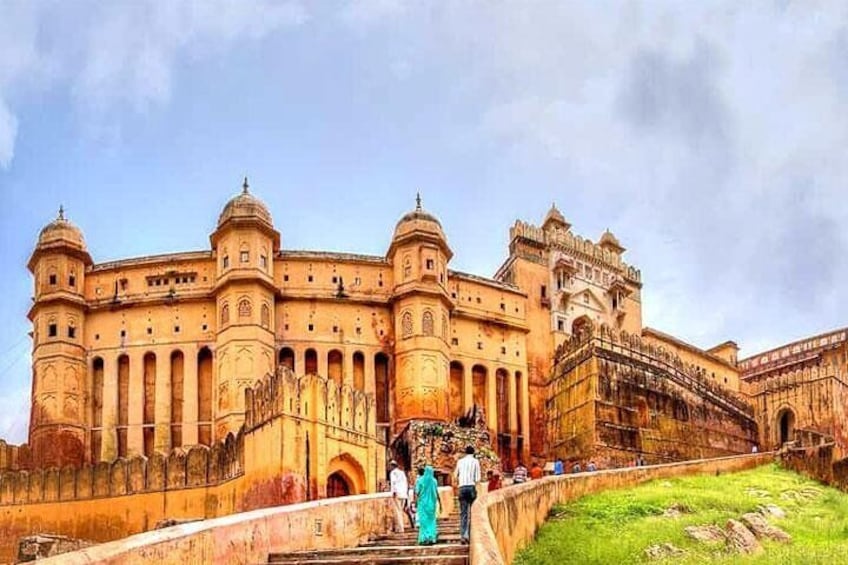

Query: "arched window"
(401, 311), (413, 339)
(422, 310), (434, 336)
(261, 303), (270, 328)
(238, 298), (252, 318)
(328, 350), (343, 385)
(220, 303), (230, 325)
(305, 349), (318, 375)
(279, 347), (295, 371)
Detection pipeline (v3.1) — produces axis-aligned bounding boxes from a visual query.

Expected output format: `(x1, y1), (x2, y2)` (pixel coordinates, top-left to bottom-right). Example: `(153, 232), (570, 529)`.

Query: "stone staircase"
(266, 514), (468, 564)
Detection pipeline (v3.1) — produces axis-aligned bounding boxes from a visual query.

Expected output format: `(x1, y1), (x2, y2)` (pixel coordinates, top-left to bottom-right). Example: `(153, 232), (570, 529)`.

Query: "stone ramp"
(267, 515), (468, 565)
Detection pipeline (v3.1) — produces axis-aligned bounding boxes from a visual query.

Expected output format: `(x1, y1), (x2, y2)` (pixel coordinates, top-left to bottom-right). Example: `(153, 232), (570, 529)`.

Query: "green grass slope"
(515, 464), (848, 564)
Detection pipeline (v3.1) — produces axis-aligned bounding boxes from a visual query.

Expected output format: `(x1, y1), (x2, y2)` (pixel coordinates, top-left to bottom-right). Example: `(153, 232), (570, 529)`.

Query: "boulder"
(684, 525), (725, 543)
(645, 543), (686, 560)
(725, 519), (762, 554)
(741, 512), (791, 543)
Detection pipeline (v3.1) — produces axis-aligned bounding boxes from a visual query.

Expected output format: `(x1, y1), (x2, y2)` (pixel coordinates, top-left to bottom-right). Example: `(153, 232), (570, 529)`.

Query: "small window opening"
(240, 251), (249, 263)
(69, 275), (76, 287)
(48, 274), (57, 285)
(48, 324), (57, 337)
(68, 326), (76, 339)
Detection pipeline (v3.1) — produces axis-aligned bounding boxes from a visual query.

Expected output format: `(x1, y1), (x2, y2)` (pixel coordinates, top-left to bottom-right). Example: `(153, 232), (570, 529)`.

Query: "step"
(269, 543), (466, 562)
(362, 538), (463, 547)
(268, 555), (468, 565)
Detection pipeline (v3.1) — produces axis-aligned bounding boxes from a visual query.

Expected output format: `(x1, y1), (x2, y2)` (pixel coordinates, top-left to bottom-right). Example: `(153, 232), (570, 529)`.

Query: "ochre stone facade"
(740, 327), (848, 458)
(4, 182), (844, 557)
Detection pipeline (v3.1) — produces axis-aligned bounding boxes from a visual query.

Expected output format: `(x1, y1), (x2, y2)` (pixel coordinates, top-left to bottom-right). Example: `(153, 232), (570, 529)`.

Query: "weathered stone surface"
(741, 512), (791, 542)
(154, 517), (202, 530)
(685, 524), (725, 543)
(725, 519), (762, 554)
(746, 488), (771, 498)
(758, 504), (786, 518)
(17, 534), (93, 562)
(662, 503), (691, 518)
(644, 542), (686, 560)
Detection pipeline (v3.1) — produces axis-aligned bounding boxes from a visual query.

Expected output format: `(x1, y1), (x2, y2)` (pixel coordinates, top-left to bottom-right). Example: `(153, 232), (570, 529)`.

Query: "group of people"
(388, 450), (620, 546)
(388, 445), (481, 546)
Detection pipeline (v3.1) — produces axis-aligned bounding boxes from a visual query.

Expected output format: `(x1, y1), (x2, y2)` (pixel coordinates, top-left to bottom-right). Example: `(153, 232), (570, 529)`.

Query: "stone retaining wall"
(37, 487), (455, 565)
(470, 452), (774, 564)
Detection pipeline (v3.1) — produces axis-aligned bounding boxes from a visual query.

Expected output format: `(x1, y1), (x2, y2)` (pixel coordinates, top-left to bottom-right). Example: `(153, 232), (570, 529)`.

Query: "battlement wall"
(245, 366), (375, 441)
(548, 324), (758, 467)
(556, 325), (753, 419)
(0, 432), (243, 508)
(510, 220), (641, 283)
(0, 440), (30, 472)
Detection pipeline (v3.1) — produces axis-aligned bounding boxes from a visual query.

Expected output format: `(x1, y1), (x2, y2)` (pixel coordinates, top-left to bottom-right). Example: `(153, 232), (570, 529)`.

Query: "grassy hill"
(515, 463), (848, 564)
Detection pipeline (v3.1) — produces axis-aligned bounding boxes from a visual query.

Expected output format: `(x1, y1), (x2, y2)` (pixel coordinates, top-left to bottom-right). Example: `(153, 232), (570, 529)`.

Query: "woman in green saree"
(414, 465), (442, 545)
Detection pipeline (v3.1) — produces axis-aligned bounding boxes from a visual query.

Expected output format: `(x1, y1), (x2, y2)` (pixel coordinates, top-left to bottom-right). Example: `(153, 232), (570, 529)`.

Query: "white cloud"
(0, 100), (17, 168)
(0, 0), (308, 168)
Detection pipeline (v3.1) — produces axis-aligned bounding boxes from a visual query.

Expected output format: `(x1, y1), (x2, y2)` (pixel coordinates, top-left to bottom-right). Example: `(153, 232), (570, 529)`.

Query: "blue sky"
(1, 1), (847, 443)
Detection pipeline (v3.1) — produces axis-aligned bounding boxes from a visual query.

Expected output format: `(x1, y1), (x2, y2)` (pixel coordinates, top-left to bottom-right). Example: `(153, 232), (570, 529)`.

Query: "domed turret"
(35, 206), (86, 251)
(542, 203), (571, 232)
(210, 177), (280, 252)
(388, 193), (451, 259)
(598, 229), (625, 254)
(28, 206), (92, 272)
(217, 177), (274, 229)
(28, 206), (91, 468)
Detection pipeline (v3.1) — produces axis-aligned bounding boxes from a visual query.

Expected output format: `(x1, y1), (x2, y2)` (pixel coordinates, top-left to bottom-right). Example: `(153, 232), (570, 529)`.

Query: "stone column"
(127, 353), (144, 456)
(508, 370), (518, 434)
(317, 348), (328, 379)
(520, 372), (531, 460)
(344, 347), (354, 387)
(154, 349), (171, 453)
(100, 355), (118, 462)
(462, 364), (473, 412)
(364, 350), (375, 395)
(182, 346), (199, 446)
(486, 366), (497, 432)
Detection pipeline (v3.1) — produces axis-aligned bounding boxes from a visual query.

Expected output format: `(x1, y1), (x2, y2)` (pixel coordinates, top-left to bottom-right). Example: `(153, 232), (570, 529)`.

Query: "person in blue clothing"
(553, 458), (564, 475)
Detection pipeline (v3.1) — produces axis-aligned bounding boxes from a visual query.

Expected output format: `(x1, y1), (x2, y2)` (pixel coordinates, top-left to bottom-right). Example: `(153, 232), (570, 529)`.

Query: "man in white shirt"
(454, 445), (481, 544)
(389, 460), (410, 533)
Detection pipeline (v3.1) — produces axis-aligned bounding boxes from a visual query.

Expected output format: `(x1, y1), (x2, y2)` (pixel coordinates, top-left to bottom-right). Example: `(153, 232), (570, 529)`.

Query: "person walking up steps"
(389, 460), (410, 533)
(415, 465), (442, 545)
(455, 445), (481, 545)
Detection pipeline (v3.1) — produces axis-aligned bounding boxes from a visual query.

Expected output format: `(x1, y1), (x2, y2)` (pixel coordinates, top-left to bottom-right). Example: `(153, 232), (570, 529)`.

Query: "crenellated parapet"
(0, 440), (30, 471)
(553, 323), (754, 420)
(509, 220), (641, 283)
(0, 433), (243, 506)
(744, 364), (836, 396)
(244, 366), (375, 439)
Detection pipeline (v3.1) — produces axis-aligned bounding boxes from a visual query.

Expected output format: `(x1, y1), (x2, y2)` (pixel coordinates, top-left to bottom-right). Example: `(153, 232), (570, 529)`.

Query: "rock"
(745, 488), (772, 498)
(645, 542), (686, 559)
(725, 519), (762, 554)
(741, 512), (792, 542)
(759, 504), (786, 518)
(684, 525), (726, 543)
(662, 503), (691, 518)
(780, 487), (821, 502)
(17, 533), (94, 562)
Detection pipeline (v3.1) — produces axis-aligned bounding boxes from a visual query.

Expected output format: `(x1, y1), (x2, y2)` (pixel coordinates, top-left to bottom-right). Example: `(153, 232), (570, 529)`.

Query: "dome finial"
(416, 191), (422, 211)
(58, 205), (65, 221)
(242, 176), (250, 194)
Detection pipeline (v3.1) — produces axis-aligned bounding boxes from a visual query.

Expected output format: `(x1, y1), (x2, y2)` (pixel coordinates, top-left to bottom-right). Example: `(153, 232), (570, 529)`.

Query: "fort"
(0, 180), (846, 562)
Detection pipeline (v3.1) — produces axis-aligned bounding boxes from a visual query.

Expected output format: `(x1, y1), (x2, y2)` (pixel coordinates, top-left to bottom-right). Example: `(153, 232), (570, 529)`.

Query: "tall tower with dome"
(27, 207), (93, 468)
(211, 178), (280, 439)
(386, 195), (454, 432)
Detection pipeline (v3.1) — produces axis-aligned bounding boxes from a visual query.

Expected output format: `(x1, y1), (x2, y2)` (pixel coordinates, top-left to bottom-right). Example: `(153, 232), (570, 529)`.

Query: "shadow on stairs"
(264, 515), (468, 564)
